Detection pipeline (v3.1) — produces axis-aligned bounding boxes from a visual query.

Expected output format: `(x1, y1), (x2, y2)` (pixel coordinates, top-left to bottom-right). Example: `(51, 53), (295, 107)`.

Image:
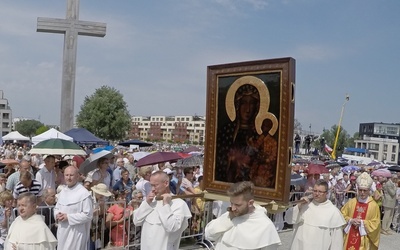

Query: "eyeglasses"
(313, 190), (327, 194)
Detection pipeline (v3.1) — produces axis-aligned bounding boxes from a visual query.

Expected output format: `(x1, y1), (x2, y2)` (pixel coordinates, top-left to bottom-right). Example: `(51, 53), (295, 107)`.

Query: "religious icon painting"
(203, 57), (295, 204)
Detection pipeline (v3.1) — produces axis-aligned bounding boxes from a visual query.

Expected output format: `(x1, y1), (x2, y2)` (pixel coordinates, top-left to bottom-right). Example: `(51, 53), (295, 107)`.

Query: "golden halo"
(225, 76), (270, 128)
(255, 112), (279, 136)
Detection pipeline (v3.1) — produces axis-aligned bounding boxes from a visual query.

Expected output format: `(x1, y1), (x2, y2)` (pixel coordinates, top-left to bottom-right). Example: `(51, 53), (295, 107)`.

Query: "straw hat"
(91, 183), (112, 197)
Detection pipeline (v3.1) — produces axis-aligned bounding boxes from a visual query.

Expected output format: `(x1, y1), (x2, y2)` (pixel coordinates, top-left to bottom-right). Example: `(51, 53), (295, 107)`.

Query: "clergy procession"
(0, 140), (398, 250)
(2, 0), (400, 248)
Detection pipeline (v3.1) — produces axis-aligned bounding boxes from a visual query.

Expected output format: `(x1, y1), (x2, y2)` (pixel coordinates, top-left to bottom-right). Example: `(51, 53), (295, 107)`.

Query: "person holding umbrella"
(87, 157), (112, 189)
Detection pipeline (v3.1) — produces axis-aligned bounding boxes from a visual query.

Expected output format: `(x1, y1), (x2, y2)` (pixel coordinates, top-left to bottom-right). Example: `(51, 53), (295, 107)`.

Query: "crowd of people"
(1, 142), (400, 250)
(288, 161), (400, 249)
(0, 143), (206, 249)
(292, 164), (400, 229)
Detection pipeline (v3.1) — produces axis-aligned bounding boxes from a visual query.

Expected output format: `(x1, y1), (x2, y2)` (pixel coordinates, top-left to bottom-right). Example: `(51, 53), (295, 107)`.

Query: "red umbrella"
(177, 152), (192, 159)
(371, 169), (392, 178)
(136, 152), (183, 167)
(307, 163), (329, 175)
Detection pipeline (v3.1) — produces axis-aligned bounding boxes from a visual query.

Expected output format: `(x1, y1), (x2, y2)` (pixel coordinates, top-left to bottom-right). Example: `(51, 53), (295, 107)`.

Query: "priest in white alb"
(286, 179), (346, 250)
(133, 171), (192, 250)
(5, 193), (57, 249)
(54, 166), (93, 250)
(205, 181), (281, 250)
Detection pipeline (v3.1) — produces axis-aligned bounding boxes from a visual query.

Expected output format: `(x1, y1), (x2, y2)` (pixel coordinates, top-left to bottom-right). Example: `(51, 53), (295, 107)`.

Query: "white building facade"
(354, 136), (399, 164)
(356, 122), (400, 164)
(0, 90), (12, 137)
(129, 115), (206, 144)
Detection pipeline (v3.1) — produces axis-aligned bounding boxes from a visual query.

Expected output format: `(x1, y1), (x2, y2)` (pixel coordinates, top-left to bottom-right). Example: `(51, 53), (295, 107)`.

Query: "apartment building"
(355, 122), (400, 164)
(128, 115), (206, 144)
(0, 91), (12, 137)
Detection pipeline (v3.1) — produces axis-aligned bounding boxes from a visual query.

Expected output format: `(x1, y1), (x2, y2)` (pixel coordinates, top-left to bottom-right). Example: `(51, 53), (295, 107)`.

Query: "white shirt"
(35, 166), (56, 190)
(112, 167), (122, 186)
(135, 178), (151, 199)
(87, 169), (111, 189)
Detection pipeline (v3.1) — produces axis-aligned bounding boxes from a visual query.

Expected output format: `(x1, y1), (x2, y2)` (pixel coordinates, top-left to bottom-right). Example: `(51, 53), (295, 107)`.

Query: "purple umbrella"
(341, 165), (360, 173)
(367, 161), (382, 166)
(136, 152), (183, 167)
(371, 169), (392, 178)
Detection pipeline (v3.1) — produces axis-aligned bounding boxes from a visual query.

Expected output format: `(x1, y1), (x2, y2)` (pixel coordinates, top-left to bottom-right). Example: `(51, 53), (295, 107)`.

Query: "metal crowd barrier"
(33, 194), (214, 250)
(178, 194), (214, 250)
(31, 192), (325, 249)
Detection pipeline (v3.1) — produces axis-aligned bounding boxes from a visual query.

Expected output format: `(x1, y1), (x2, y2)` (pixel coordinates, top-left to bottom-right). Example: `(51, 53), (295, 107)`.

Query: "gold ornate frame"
(203, 57), (295, 204)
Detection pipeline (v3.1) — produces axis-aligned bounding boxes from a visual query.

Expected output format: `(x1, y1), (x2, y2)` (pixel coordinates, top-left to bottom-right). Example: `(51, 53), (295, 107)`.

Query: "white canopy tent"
(31, 128), (73, 145)
(2, 131), (30, 141)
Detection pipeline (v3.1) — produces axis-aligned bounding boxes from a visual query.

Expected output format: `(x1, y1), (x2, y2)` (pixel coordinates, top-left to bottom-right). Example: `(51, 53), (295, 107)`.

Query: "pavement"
(180, 228), (400, 250)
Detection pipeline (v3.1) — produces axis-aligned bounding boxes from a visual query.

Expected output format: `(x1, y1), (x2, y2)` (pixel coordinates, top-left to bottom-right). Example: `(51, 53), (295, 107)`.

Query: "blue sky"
(1, 0), (399, 136)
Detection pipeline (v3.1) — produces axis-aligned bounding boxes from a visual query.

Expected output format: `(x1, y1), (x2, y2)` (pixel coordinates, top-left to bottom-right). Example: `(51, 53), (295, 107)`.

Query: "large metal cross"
(37, 0), (106, 132)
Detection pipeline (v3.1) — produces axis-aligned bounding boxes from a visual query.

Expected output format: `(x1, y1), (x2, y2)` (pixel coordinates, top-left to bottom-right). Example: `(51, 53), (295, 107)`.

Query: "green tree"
(317, 125), (351, 158)
(76, 86), (131, 141)
(14, 120), (44, 137)
(347, 132), (360, 148)
(35, 125), (50, 135)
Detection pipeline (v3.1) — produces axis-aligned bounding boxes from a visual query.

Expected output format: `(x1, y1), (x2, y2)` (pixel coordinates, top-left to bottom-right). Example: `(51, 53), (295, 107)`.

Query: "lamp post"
(331, 94), (350, 159)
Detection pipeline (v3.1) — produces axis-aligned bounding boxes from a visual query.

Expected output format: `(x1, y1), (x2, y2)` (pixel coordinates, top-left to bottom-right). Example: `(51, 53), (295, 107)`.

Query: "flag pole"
(331, 94), (350, 160)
